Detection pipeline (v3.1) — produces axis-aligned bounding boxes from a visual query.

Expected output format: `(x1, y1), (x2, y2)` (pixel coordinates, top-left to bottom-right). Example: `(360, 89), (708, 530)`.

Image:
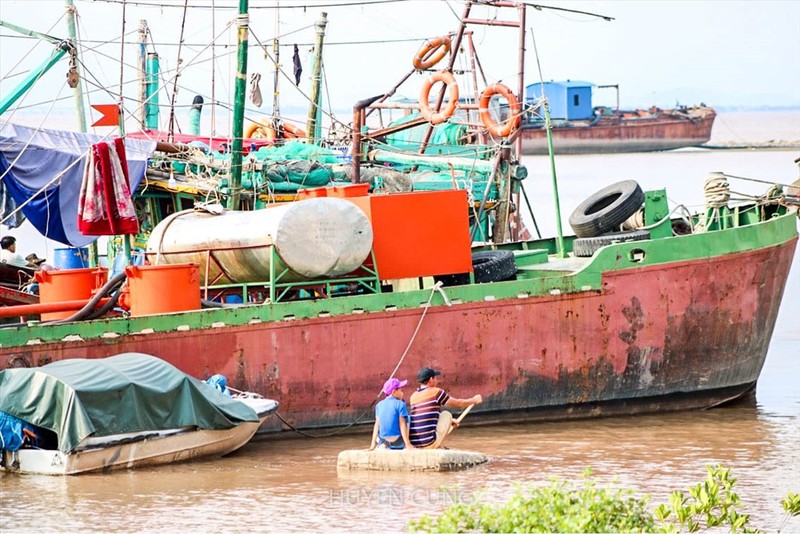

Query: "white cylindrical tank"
(145, 198), (373, 284)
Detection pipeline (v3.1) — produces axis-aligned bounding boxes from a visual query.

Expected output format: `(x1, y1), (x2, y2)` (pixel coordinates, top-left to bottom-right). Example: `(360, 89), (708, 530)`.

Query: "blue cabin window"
(573, 94), (580, 106)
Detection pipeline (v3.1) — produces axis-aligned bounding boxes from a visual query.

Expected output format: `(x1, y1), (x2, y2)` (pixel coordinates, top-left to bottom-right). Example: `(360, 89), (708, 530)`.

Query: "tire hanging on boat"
(419, 71), (459, 125)
(568, 180), (645, 238)
(435, 250), (517, 286)
(479, 83), (521, 137)
(413, 36), (451, 70)
(572, 230), (651, 257)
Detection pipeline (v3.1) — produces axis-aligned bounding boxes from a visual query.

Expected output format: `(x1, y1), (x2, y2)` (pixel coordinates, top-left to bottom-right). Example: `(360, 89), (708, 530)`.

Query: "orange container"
(330, 183), (369, 198)
(369, 190), (472, 279)
(36, 268), (108, 321)
(297, 186), (328, 200)
(125, 263), (201, 317)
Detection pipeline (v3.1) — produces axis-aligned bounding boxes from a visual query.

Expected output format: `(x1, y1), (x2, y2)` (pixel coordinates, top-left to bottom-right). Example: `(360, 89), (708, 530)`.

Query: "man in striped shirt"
(409, 367), (482, 449)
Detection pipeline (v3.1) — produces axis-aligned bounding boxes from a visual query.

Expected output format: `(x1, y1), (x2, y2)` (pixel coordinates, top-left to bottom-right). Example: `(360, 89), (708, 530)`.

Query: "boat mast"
(64, 0), (87, 132)
(136, 19), (148, 129)
(228, 0), (249, 210)
(271, 1), (280, 129)
(305, 12), (327, 143)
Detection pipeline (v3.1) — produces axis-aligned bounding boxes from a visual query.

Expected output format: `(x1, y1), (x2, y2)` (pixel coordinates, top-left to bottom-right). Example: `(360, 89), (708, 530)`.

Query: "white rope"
(386, 281), (451, 382)
(704, 172), (731, 209)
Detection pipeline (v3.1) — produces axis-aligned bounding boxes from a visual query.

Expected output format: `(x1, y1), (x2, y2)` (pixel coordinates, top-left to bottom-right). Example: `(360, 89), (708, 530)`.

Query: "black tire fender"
(435, 250), (517, 286)
(569, 180), (645, 238)
(572, 230), (651, 257)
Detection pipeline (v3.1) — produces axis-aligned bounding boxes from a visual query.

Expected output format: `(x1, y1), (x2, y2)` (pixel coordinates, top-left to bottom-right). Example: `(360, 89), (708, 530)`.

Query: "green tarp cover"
(0, 353), (259, 453)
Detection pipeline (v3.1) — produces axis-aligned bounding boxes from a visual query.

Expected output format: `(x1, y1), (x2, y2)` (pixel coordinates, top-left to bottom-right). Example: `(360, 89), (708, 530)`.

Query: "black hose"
(85, 285), (125, 320)
(44, 272), (128, 325)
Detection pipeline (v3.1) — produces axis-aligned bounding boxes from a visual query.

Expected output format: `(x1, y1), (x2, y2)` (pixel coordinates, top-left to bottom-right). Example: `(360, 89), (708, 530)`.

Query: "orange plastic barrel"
(125, 263), (201, 317)
(35, 268), (108, 321)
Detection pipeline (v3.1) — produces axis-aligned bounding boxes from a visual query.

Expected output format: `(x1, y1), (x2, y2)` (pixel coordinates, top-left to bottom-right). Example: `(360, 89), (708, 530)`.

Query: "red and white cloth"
(78, 138), (139, 235)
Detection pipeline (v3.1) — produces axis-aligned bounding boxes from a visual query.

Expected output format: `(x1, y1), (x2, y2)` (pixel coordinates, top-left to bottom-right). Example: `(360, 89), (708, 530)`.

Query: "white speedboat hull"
(3, 420), (261, 475)
(1, 397), (278, 475)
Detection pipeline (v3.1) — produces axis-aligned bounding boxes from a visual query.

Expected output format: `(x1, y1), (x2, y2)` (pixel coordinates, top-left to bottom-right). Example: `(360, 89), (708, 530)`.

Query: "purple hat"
(382, 377), (408, 396)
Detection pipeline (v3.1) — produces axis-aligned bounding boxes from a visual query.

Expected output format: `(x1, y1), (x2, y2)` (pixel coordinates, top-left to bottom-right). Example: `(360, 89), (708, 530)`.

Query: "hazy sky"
(1, 0), (799, 130)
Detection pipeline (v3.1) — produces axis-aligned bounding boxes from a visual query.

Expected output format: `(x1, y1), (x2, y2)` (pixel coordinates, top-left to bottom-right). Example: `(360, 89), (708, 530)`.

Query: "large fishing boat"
(519, 81), (716, 155)
(0, 1), (797, 437)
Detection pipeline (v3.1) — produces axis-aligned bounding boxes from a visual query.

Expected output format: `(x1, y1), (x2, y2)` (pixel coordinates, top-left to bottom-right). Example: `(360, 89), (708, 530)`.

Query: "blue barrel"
(53, 247), (90, 269)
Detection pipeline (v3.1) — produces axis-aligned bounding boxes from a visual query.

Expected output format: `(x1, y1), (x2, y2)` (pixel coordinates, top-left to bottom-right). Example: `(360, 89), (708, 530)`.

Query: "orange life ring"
(479, 83), (521, 137)
(413, 36), (451, 70)
(245, 121), (276, 141)
(282, 123), (306, 139)
(418, 71), (459, 126)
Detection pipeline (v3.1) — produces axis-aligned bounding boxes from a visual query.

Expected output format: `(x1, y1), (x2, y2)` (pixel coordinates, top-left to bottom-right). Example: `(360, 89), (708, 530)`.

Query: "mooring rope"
(704, 172), (731, 209)
(271, 281), (452, 438)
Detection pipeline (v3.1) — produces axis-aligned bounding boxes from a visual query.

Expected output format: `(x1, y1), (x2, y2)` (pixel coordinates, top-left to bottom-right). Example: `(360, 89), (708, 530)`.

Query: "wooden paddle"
(446, 404), (474, 436)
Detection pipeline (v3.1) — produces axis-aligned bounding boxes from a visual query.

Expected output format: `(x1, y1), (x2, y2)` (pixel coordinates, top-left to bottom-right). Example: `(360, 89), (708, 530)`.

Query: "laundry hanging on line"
(77, 138), (139, 236)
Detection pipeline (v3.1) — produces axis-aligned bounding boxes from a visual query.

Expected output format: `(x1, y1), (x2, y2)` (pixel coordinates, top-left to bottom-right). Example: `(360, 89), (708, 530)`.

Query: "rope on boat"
(272, 281), (452, 439)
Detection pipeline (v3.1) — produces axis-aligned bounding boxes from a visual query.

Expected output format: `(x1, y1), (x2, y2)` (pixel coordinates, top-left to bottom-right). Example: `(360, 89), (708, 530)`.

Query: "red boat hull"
(521, 110), (716, 155)
(1, 236), (794, 434)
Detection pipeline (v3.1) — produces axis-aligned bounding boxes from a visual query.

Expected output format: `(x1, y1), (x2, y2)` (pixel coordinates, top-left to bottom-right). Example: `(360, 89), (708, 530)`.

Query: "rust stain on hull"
(1, 239), (795, 432)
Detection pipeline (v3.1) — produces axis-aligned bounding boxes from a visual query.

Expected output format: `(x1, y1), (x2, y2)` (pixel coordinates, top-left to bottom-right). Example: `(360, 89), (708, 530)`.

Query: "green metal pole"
(64, 0), (100, 267)
(227, 0), (249, 211)
(305, 12), (327, 144)
(542, 99), (567, 258)
(0, 46), (68, 114)
(64, 0), (87, 133)
(145, 53), (160, 129)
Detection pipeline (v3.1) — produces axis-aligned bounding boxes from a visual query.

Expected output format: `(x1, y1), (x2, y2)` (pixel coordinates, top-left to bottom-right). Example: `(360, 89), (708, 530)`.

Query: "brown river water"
(2, 114), (799, 532)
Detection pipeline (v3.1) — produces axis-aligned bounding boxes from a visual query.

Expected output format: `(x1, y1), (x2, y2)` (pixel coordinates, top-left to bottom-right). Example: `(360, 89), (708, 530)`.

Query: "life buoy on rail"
(244, 120), (277, 141)
(282, 123), (307, 139)
(478, 83), (521, 138)
(413, 36), (451, 70)
(418, 71), (459, 126)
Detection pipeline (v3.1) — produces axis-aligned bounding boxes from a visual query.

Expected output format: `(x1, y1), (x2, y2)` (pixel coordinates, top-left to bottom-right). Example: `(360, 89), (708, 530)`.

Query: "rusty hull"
(1, 237), (795, 434)
(520, 109), (716, 155)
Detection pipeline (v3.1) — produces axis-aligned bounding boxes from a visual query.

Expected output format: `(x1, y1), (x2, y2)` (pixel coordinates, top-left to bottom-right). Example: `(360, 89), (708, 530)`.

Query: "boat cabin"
(526, 80), (594, 120)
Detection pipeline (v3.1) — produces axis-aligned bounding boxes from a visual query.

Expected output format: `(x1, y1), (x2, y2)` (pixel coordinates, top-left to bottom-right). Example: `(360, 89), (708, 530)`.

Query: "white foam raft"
(337, 448), (489, 471)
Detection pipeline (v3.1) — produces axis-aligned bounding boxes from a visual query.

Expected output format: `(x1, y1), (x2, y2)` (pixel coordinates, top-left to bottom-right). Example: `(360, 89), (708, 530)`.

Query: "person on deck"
(25, 253), (52, 271)
(0, 236), (27, 267)
(409, 367), (483, 449)
(369, 377), (414, 450)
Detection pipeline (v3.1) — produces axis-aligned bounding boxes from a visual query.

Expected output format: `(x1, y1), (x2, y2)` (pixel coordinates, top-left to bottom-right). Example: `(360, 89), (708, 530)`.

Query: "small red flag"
(91, 104), (120, 127)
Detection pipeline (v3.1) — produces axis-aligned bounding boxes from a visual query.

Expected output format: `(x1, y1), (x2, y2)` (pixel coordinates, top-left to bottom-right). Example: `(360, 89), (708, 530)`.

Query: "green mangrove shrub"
(408, 468), (657, 533)
(408, 465), (794, 533)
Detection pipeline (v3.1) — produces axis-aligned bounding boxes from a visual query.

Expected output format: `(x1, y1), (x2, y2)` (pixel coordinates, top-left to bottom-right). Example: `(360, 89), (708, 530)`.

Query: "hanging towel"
(249, 72), (263, 107)
(293, 44), (303, 86)
(78, 138), (139, 235)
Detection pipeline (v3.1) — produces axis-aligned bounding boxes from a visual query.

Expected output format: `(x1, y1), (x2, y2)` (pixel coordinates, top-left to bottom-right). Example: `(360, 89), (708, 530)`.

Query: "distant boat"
(0, 353), (278, 475)
(520, 81), (716, 154)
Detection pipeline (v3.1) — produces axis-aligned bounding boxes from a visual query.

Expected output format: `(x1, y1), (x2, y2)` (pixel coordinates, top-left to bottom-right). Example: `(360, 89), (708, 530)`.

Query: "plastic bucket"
(53, 247), (90, 269)
(125, 263), (201, 317)
(35, 267), (108, 321)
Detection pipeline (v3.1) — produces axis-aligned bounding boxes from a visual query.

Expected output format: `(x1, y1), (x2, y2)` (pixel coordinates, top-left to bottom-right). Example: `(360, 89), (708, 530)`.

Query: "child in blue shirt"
(369, 377), (414, 450)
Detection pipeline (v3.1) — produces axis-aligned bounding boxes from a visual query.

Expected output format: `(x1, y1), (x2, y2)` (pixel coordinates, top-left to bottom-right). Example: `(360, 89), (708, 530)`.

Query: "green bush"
(407, 465), (791, 533)
(408, 469), (657, 533)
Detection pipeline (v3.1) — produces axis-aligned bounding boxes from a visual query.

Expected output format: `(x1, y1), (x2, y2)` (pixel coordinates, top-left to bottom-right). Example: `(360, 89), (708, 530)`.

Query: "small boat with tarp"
(0, 353), (278, 475)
